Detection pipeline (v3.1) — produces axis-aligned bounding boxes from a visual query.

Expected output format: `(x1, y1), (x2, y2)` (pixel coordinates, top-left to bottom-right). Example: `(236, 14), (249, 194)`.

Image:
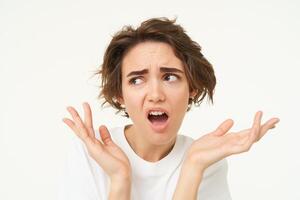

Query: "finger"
(249, 111), (263, 143)
(67, 106), (90, 141)
(62, 117), (98, 147)
(257, 118), (280, 140)
(62, 118), (79, 135)
(83, 102), (95, 139)
(212, 119), (234, 136)
(99, 125), (114, 146)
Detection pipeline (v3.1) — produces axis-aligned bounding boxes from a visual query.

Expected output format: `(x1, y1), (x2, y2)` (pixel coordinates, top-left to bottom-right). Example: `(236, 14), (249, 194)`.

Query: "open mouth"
(147, 111), (169, 124)
(146, 110), (170, 133)
(145, 108), (170, 133)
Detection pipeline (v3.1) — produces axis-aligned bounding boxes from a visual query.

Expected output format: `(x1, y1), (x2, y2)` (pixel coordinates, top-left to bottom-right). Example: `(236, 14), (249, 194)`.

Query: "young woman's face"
(119, 41), (194, 145)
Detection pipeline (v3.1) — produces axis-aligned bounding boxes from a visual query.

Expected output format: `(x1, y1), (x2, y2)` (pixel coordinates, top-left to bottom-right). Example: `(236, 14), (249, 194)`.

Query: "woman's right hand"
(62, 102), (131, 182)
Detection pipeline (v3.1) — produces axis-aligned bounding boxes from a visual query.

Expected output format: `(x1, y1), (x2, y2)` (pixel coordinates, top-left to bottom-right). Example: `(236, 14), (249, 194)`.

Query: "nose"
(147, 80), (165, 103)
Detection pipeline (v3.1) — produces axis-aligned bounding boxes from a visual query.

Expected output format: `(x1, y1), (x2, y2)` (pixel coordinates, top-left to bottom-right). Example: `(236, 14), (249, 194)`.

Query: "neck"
(124, 124), (176, 162)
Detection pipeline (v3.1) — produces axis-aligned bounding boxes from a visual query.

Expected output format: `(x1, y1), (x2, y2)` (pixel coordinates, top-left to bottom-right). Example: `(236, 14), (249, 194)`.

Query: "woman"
(59, 17), (279, 200)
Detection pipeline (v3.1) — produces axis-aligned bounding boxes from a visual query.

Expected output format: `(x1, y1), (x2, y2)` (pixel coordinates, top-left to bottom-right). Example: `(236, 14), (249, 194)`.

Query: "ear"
(116, 96), (124, 105)
(189, 90), (197, 99)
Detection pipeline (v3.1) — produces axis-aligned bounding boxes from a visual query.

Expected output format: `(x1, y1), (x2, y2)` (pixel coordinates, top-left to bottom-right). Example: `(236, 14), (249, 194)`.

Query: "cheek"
(123, 89), (144, 111)
(167, 87), (190, 108)
(169, 82), (190, 97)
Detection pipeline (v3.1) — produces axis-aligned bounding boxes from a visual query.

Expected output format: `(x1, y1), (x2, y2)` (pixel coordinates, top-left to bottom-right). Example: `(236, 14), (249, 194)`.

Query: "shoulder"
(59, 137), (107, 199)
(177, 134), (194, 149)
(203, 158), (228, 179)
(198, 159), (231, 199)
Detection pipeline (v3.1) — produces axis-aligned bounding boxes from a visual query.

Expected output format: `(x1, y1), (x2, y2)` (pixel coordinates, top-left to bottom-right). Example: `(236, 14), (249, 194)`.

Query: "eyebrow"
(126, 67), (184, 77)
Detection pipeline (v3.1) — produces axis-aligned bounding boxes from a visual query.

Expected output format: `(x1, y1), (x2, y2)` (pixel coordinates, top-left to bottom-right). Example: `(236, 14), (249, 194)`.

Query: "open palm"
(186, 111), (280, 170)
(62, 102), (131, 180)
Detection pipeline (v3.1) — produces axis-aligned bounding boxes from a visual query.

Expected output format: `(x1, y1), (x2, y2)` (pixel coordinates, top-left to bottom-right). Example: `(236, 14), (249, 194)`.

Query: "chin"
(146, 129), (177, 146)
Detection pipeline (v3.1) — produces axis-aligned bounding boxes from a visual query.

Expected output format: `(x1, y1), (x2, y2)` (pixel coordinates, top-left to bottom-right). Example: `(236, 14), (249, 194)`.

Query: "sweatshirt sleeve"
(57, 138), (106, 200)
(197, 158), (232, 200)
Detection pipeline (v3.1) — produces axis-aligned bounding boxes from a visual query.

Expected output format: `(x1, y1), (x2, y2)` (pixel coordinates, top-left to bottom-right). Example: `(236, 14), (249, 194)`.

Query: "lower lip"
(147, 117), (170, 133)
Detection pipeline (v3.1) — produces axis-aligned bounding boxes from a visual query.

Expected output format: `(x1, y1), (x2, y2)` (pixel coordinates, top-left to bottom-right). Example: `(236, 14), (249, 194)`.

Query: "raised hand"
(62, 102), (131, 182)
(185, 111), (280, 171)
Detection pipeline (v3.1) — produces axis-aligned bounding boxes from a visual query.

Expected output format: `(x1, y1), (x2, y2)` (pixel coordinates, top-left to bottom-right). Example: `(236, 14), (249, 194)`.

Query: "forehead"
(121, 41), (184, 73)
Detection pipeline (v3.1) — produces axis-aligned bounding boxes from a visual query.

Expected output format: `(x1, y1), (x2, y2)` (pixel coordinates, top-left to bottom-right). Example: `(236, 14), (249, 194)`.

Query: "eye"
(129, 77), (143, 85)
(164, 73), (180, 82)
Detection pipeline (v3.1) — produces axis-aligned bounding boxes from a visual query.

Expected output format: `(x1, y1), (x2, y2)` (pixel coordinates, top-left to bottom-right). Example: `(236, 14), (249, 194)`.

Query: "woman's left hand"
(184, 111), (280, 171)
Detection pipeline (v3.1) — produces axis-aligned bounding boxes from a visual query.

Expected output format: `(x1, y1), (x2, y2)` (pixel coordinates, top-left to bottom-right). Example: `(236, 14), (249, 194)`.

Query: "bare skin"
(173, 111), (280, 199)
(63, 102), (279, 200)
(62, 102), (131, 200)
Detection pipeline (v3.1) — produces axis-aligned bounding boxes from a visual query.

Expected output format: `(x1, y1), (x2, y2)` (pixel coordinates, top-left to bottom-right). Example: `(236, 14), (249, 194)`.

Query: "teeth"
(149, 111), (165, 116)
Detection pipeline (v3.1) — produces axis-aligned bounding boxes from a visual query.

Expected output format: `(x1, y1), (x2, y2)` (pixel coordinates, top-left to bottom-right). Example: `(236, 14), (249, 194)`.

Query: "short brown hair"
(94, 17), (216, 117)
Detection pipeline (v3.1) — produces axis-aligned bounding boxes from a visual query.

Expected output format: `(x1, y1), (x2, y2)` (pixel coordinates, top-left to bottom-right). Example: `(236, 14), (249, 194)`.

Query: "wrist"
(173, 161), (205, 200)
(110, 181), (131, 193)
(110, 175), (131, 189)
(184, 154), (206, 171)
(181, 160), (204, 185)
(109, 178), (131, 200)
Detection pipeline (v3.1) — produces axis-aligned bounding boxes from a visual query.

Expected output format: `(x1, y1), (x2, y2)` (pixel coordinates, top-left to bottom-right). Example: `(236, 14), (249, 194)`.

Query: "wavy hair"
(94, 17), (216, 117)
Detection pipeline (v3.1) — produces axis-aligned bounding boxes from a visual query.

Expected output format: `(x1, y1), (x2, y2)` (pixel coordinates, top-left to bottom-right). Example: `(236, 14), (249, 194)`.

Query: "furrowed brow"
(126, 69), (148, 77)
(126, 67), (183, 77)
(160, 67), (184, 74)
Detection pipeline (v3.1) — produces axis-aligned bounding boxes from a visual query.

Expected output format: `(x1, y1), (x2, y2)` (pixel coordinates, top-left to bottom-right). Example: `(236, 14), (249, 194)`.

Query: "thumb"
(212, 119), (234, 136)
(99, 125), (114, 146)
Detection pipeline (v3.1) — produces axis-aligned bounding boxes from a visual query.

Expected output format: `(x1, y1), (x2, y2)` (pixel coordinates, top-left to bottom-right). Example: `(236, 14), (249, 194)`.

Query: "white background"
(1, 0), (299, 199)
